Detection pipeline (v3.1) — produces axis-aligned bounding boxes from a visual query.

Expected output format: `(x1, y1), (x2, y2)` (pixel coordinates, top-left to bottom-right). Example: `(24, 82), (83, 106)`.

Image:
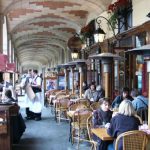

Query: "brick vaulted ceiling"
(0, 0), (112, 68)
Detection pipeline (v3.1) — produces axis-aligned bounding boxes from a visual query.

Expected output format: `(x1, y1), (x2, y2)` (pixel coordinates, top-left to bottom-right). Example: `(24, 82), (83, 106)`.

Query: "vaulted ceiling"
(0, 0), (112, 69)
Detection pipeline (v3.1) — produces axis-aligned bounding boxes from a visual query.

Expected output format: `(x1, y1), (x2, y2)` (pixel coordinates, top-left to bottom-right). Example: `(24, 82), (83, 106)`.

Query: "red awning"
(0, 54), (8, 72)
(6, 63), (16, 72)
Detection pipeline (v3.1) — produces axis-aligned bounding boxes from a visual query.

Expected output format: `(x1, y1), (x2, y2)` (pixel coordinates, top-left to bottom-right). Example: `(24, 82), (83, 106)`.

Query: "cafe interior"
(0, 0), (150, 150)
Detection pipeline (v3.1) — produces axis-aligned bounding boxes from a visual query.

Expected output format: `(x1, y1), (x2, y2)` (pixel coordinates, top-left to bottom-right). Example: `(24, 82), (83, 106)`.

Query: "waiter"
(30, 69), (42, 121)
(20, 69), (33, 119)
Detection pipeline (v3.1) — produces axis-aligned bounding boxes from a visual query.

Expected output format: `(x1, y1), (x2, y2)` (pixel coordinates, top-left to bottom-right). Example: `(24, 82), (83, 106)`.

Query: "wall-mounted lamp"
(94, 15), (121, 42)
(94, 27), (106, 43)
(71, 50), (79, 60)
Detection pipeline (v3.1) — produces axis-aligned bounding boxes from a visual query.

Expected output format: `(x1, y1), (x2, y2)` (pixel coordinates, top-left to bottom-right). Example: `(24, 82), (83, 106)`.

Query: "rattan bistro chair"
(76, 99), (90, 108)
(55, 98), (70, 123)
(71, 109), (92, 149)
(115, 130), (148, 150)
(90, 102), (100, 111)
(69, 103), (87, 111)
(87, 115), (97, 150)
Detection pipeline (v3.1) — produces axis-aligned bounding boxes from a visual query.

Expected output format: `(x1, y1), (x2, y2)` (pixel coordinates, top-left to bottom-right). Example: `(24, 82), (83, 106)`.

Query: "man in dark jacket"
(111, 87), (133, 108)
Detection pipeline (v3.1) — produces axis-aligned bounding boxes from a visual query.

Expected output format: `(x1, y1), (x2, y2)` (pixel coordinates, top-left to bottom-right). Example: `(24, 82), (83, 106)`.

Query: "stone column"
(79, 66), (84, 98)
(64, 68), (69, 90)
(71, 67), (74, 94)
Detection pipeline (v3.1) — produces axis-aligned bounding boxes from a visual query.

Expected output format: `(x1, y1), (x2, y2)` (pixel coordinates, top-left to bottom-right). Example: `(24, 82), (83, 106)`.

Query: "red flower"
(108, 4), (115, 12)
(108, 0), (129, 13)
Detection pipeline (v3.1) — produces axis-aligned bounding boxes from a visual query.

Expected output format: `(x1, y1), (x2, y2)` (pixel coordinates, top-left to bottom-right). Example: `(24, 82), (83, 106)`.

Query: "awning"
(0, 54), (8, 72)
(6, 63), (16, 72)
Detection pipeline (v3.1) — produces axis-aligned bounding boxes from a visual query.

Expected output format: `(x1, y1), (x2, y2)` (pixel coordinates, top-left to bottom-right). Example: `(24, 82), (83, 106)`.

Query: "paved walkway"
(12, 96), (90, 150)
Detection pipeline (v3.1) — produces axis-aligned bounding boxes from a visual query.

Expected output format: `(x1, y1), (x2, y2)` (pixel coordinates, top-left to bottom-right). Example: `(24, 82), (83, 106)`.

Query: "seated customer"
(132, 89), (148, 111)
(84, 83), (97, 102)
(92, 98), (112, 150)
(4, 89), (17, 103)
(111, 87), (133, 108)
(4, 90), (26, 143)
(95, 85), (105, 101)
(107, 100), (141, 150)
(93, 98), (112, 127)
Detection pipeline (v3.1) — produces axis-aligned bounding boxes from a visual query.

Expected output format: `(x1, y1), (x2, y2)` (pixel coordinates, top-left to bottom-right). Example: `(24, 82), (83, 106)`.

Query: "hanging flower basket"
(107, 0), (130, 30)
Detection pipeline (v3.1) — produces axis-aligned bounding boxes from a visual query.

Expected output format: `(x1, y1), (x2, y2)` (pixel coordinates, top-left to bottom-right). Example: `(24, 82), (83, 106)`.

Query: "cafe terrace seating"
(90, 102), (100, 111)
(71, 108), (92, 149)
(46, 89), (60, 106)
(87, 115), (97, 150)
(69, 94), (79, 100)
(75, 99), (90, 108)
(69, 103), (87, 111)
(55, 98), (70, 123)
(49, 90), (68, 117)
(115, 130), (148, 150)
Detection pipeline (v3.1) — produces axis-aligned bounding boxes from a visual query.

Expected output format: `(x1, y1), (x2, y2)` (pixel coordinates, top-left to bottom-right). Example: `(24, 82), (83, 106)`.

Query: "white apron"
(20, 76), (33, 108)
(29, 75), (43, 113)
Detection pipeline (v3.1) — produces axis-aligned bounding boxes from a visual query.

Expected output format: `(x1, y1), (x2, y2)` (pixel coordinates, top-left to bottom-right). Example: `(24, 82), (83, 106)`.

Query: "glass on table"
(139, 121), (148, 131)
(142, 121), (148, 129)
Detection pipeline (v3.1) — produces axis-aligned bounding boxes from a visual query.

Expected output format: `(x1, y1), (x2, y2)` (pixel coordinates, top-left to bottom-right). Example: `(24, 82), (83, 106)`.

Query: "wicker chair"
(69, 94), (79, 99)
(115, 130), (148, 150)
(87, 115), (97, 150)
(69, 103), (87, 111)
(71, 108), (92, 149)
(55, 98), (70, 123)
(76, 99), (90, 108)
(90, 102), (100, 111)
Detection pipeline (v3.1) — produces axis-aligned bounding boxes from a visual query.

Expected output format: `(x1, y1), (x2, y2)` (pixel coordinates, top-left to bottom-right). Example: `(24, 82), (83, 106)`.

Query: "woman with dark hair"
(5, 89), (17, 103)
(93, 98), (112, 127)
(93, 98), (112, 150)
(4, 89), (26, 143)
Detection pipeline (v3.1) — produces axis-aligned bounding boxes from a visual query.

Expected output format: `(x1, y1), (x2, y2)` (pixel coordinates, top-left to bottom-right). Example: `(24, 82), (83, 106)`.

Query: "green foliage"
(108, 12), (118, 30)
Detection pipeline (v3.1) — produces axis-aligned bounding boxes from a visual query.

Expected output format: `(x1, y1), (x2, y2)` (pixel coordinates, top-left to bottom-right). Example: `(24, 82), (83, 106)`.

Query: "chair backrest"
(136, 107), (148, 122)
(56, 92), (67, 99)
(73, 109), (92, 128)
(115, 130), (148, 150)
(69, 94), (78, 99)
(49, 89), (60, 95)
(56, 98), (69, 110)
(87, 115), (93, 141)
(90, 102), (100, 111)
(69, 103), (87, 111)
(76, 98), (90, 107)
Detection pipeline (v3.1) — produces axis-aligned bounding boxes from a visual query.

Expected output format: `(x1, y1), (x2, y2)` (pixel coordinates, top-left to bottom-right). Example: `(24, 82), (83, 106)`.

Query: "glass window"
(135, 32), (146, 48)
(118, 1), (132, 33)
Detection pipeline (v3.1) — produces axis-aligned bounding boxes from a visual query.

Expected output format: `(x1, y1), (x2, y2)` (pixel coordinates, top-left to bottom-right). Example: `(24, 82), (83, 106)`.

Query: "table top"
(91, 128), (114, 141)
